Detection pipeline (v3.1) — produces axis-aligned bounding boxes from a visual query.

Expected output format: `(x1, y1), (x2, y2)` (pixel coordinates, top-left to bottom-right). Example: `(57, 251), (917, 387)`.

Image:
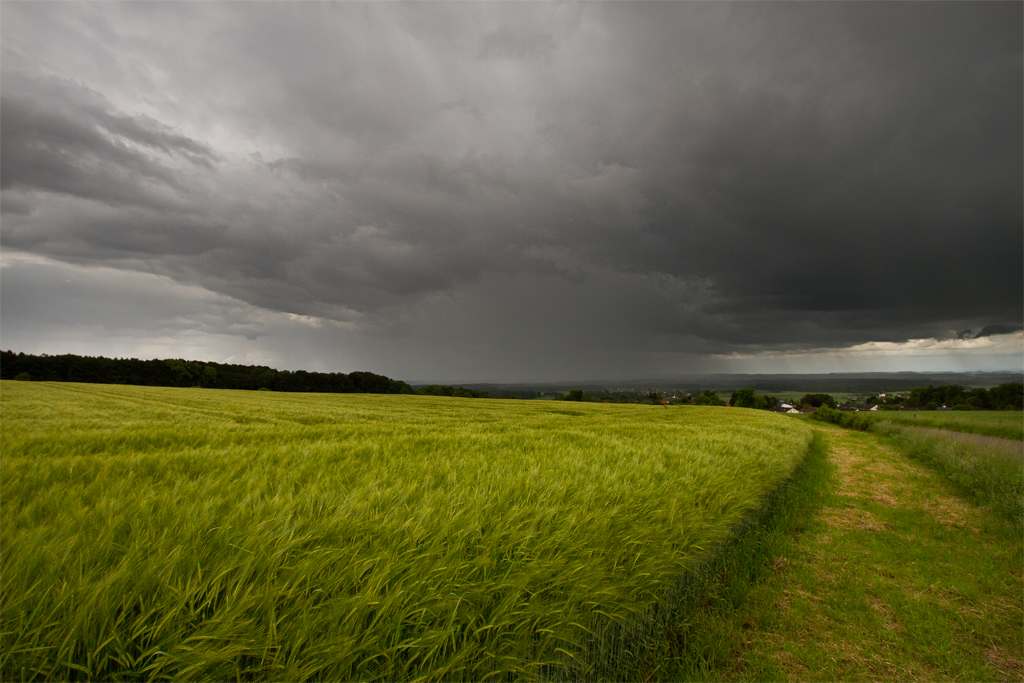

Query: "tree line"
(727, 386), (1023, 412)
(1, 351), (415, 395)
(5, 351), (1020, 410)
(864, 384), (1023, 411)
(555, 384), (1022, 412)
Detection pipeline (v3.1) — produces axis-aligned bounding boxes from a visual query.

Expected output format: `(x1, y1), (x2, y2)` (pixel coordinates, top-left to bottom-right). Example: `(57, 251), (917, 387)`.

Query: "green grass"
(0, 381), (811, 681)
(862, 410), (1023, 441)
(728, 425), (1023, 681)
(874, 422), (1024, 528)
(812, 407), (1023, 529)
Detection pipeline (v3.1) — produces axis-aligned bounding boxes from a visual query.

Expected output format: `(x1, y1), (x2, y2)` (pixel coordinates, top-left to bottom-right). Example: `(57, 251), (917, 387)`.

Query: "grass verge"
(874, 422), (1024, 530)
(811, 406), (1024, 441)
(867, 410), (1022, 441)
(809, 405), (872, 432)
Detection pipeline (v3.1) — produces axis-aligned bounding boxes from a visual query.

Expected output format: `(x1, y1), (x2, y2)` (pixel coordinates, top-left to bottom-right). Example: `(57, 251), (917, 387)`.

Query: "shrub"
(809, 405), (871, 431)
(800, 393), (837, 409)
(730, 388), (767, 410)
(692, 390), (725, 406)
(559, 389), (588, 401)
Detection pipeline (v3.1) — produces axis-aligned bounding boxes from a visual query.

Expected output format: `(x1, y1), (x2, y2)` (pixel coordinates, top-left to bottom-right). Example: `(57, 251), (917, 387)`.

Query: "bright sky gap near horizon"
(1, 2), (1021, 384)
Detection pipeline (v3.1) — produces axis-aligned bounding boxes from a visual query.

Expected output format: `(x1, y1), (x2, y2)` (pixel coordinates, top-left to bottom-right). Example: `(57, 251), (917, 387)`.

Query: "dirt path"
(731, 424), (1024, 682)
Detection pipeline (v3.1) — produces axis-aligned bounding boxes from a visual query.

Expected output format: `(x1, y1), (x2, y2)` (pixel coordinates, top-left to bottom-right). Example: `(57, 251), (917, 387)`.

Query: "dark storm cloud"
(579, 2), (1023, 347)
(974, 324), (1024, 339)
(1, 73), (218, 209)
(0, 1), (1020, 376)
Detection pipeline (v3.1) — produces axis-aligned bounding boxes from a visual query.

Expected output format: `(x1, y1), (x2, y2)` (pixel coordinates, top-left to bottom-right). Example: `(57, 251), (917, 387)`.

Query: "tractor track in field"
(729, 423), (1024, 682)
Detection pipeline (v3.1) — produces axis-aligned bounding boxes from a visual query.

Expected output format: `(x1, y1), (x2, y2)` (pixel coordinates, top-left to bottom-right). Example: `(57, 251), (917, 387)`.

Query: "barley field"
(1, 381), (811, 681)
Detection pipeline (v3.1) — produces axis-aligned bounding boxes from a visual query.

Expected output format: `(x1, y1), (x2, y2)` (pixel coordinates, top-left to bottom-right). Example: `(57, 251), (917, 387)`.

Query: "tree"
(989, 383), (1023, 410)
(800, 393), (836, 409)
(389, 380), (414, 394)
(692, 390), (724, 406)
(730, 388), (767, 409)
(349, 371), (392, 394)
(167, 359), (200, 387)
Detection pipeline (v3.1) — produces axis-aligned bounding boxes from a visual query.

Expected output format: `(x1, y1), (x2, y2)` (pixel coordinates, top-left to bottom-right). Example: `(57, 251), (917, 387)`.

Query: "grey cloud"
(0, 1), (1020, 378)
(0, 194), (33, 216)
(478, 25), (557, 62)
(238, 150), (647, 314)
(0, 73), (218, 209)
(594, 2), (1023, 347)
(1, 192), (228, 260)
(100, 112), (216, 167)
(975, 324), (1024, 339)
(0, 254), (264, 340)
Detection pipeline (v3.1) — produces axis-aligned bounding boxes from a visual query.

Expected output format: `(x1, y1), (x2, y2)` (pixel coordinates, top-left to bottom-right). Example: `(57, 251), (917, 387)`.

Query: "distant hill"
(457, 372), (1024, 396)
(6, 352), (1020, 400)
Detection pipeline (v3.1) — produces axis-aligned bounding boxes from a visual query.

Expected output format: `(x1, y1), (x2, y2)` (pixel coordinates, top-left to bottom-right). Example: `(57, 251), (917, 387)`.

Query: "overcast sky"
(2, 2), (1021, 383)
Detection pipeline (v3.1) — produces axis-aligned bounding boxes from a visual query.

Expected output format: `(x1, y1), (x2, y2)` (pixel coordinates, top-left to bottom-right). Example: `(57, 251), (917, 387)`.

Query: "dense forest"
(0, 351), (414, 395)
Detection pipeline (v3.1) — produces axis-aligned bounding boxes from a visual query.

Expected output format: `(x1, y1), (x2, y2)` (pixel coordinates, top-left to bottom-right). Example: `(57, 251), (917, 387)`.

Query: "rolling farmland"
(0, 381), (811, 681)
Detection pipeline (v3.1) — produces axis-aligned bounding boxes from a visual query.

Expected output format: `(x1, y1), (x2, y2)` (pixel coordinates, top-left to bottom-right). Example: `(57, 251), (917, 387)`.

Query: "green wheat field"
(1, 381), (811, 681)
